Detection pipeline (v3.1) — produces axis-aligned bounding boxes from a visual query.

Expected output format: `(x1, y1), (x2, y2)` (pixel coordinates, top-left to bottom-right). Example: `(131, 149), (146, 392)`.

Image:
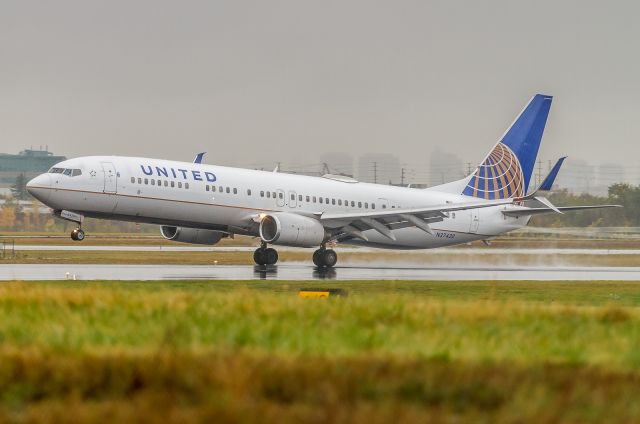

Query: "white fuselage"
(27, 156), (530, 249)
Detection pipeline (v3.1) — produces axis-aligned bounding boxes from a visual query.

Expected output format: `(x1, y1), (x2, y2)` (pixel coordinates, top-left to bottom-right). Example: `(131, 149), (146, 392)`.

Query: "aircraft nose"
(26, 174), (52, 203)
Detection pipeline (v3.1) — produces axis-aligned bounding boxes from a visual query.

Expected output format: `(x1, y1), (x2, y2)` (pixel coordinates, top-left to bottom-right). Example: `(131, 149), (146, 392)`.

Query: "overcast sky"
(1, 0), (638, 169)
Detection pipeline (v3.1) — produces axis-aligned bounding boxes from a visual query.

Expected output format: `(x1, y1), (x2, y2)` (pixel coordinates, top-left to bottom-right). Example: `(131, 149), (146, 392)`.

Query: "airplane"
(26, 94), (619, 268)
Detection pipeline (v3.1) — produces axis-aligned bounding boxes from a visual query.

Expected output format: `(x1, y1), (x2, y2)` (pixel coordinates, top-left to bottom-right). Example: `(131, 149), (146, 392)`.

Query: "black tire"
(265, 248), (278, 265)
(253, 248), (266, 265)
(312, 249), (324, 267)
(322, 249), (337, 268)
(71, 229), (78, 241)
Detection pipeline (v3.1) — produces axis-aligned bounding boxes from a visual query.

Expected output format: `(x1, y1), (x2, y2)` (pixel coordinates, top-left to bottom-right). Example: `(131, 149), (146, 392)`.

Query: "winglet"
(193, 152), (206, 164)
(538, 156), (567, 191)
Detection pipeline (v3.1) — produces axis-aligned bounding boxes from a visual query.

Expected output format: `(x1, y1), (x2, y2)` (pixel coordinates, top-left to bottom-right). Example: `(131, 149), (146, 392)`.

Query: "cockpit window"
(49, 167), (82, 177)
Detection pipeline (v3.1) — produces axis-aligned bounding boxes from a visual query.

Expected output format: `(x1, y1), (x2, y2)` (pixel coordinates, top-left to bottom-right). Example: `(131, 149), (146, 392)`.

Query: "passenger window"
(372, 204), (376, 210)
(164, 181), (168, 187)
(319, 197), (323, 204)
(358, 201), (362, 208)
(247, 189), (252, 196)
(291, 194), (295, 201)
(279, 192), (283, 199)
(298, 195), (302, 201)
(178, 182), (182, 188)
(131, 177), (135, 183)
(325, 198), (329, 204)
(351, 201), (355, 207)
(338, 199), (342, 206)
(272, 192), (276, 198)
(267, 192), (271, 198)
(144, 178), (148, 185)
(171, 181), (175, 188)
(206, 185), (210, 191)
(306, 196), (310, 202)
(218, 186), (223, 192)
(365, 202), (368, 209)
(260, 191), (264, 197)
(382, 204), (387, 209)
(233, 188), (237, 194)
(138, 178), (142, 184)
(226, 187), (230, 193)
(185, 183), (189, 189)
(313, 196), (317, 203)
(151, 179), (155, 186)
(157, 180), (161, 186)
(332, 199), (336, 205)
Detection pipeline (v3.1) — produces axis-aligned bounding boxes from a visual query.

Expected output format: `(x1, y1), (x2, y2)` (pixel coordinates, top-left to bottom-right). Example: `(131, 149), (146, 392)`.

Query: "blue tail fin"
(538, 156), (566, 191)
(462, 94), (553, 199)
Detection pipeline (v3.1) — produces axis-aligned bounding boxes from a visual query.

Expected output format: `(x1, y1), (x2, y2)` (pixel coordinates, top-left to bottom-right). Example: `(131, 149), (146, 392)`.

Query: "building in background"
(357, 153), (401, 184)
(0, 148), (67, 194)
(428, 149), (465, 187)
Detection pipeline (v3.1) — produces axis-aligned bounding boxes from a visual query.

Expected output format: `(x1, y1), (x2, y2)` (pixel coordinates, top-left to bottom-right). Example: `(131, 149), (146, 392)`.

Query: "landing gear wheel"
(254, 247), (278, 265)
(264, 248), (278, 265)
(253, 248), (266, 265)
(313, 248), (338, 268)
(313, 249), (323, 267)
(322, 249), (337, 268)
(71, 228), (85, 241)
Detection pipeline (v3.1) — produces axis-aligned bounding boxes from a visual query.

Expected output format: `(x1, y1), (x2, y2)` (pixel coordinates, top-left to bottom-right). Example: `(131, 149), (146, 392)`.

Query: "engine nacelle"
(160, 226), (225, 245)
(259, 213), (326, 248)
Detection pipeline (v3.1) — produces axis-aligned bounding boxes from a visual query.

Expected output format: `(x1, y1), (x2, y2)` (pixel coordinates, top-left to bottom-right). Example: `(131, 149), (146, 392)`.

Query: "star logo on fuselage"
(90, 170), (97, 177)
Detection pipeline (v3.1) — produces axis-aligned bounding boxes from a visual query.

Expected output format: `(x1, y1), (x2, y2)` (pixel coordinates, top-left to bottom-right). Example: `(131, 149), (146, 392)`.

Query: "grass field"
(0, 280), (639, 422)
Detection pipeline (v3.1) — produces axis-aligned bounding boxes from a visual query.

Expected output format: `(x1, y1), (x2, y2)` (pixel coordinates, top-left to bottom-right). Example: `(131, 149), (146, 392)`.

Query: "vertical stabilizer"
(462, 94), (553, 199)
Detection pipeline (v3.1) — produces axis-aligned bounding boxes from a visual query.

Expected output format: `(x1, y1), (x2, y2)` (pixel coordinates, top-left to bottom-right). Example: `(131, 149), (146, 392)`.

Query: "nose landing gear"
(70, 228), (85, 241)
(313, 247), (337, 268)
(254, 242), (278, 265)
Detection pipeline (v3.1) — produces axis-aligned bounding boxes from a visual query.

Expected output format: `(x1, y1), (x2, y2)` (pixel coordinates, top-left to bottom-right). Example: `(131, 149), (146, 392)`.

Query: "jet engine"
(160, 226), (225, 245)
(259, 212), (326, 248)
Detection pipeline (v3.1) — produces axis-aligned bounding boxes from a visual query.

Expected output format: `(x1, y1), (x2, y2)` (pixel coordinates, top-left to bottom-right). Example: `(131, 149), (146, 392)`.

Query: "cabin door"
(101, 162), (117, 193)
(470, 209), (480, 233)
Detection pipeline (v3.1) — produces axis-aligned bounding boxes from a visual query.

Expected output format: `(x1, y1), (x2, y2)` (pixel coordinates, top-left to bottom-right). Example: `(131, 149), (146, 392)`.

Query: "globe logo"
(463, 143), (525, 200)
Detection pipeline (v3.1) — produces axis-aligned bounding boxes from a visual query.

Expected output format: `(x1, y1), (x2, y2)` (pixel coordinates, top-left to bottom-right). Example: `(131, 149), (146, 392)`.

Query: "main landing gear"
(254, 242), (279, 266)
(70, 227), (85, 241)
(313, 247), (337, 268)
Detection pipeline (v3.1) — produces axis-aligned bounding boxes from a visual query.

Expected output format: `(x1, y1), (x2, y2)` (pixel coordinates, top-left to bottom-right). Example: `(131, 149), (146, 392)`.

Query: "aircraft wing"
(502, 204), (622, 217)
(319, 198), (517, 241)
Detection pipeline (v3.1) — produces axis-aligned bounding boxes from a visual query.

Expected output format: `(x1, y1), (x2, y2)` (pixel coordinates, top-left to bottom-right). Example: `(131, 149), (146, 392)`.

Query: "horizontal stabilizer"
(502, 204), (622, 217)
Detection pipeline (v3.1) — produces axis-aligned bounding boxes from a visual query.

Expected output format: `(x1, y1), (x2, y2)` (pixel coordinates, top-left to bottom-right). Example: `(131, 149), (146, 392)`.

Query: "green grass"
(0, 280), (640, 422)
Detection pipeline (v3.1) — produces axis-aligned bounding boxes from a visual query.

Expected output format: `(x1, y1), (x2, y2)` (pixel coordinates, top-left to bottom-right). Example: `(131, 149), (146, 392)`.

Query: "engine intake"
(160, 226), (225, 245)
(259, 213), (326, 248)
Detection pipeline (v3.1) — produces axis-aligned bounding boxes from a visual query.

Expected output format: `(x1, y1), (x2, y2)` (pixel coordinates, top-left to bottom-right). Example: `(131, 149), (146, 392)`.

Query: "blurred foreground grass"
(0, 280), (639, 422)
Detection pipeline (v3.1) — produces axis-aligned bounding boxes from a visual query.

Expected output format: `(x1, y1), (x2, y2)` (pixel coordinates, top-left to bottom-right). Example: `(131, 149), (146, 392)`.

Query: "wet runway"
(1, 263), (640, 281)
(11, 245), (640, 255)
